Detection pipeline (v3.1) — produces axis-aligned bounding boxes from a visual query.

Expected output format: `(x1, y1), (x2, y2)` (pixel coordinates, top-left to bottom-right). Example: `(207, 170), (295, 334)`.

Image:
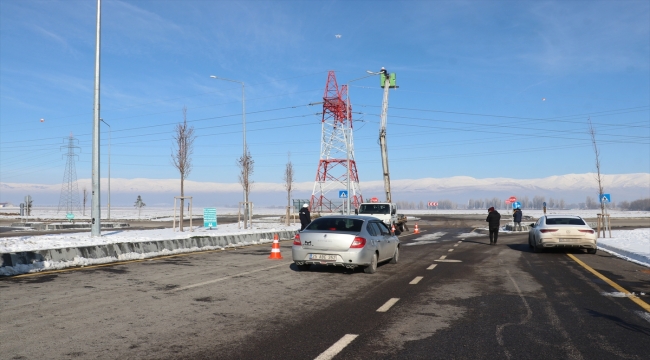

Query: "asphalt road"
(1, 223), (649, 359)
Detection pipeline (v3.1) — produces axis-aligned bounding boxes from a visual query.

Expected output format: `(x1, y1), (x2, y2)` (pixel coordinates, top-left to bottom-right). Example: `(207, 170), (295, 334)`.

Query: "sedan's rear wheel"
(389, 247), (399, 264)
(528, 235), (533, 249)
(364, 253), (378, 274)
(587, 248), (597, 254)
(533, 239), (542, 253)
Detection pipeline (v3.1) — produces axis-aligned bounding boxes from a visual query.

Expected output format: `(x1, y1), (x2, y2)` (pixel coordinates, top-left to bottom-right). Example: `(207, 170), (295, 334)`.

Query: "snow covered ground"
(598, 229), (650, 268)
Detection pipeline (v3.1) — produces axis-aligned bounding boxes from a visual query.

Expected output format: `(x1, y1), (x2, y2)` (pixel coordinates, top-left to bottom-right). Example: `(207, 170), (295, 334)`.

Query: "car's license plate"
(559, 238), (574, 242)
(310, 254), (337, 261)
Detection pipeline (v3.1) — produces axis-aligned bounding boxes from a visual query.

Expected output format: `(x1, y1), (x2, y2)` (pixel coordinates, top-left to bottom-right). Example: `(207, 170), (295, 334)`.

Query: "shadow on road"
(586, 308), (650, 336)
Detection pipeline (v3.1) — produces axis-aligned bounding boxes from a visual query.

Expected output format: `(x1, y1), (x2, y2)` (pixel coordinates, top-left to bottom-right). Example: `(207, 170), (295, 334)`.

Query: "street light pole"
(209, 75), (249, 228)
(100, 118), (111, 220)
(91, 0), (102, 236)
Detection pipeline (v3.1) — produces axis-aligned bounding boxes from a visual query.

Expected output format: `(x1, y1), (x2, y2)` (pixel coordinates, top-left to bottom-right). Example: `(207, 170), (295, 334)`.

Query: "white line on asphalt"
(377, 298), (400, 312)
(170, 261), (292, 292)
(427, 264), (437, 270)
(453, 244), (459, 247)
(410, 276), (424, 284)
(448, 249), (454, 252)
(314, 334), (359, 360)
(439, 255), (447, 260)
(458, 240), (463, 243)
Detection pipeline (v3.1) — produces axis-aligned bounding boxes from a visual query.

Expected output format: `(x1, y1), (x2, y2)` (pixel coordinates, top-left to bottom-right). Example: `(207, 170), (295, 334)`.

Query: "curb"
(0, 230), (298, 276)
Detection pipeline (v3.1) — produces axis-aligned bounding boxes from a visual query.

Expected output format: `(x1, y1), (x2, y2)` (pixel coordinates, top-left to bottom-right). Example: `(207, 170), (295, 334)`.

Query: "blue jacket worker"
(513, 208), (523, 231)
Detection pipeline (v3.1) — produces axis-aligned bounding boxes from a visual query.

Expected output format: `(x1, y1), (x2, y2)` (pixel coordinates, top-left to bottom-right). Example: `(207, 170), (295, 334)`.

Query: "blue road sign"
(512, 201), (522, 209)
(543, 202), (547, 207)
(203, 208), (217, 229)
(339, 190), (348, 199)
(600, 194), (611, 203)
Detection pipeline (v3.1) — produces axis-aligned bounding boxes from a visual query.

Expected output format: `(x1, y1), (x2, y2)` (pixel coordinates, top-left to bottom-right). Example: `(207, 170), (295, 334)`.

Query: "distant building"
(0, 202), (13, 207)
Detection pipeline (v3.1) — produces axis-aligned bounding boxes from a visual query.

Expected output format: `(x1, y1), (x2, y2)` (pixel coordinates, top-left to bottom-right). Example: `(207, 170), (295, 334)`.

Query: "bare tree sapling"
(238, 146), (254, 228)
(171, 106), (196, 232)
(284, 152), (294, 225)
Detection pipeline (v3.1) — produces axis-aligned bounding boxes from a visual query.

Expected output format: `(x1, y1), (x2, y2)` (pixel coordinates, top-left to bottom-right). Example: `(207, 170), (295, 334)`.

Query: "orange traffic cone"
(268, 233), (283, 259)
(414, 223), (420, 234)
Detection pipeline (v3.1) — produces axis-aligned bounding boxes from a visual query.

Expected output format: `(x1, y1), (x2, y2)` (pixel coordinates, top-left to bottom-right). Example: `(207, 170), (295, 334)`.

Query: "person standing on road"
(513, 207), (523, 231)
(486, 207), (501, 244)
(299, 204), (311, 231)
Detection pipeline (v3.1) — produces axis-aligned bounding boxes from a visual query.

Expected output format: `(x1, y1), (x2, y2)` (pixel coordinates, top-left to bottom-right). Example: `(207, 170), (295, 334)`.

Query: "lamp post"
(100, 118), (111, 220)
(209, 75), (249, 227)
(91, 0), (102, 236)
(345, 74), (375, 214)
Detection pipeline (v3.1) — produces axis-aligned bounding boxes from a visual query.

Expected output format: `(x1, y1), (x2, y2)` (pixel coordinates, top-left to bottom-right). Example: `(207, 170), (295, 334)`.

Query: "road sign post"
(203, 208), (217, 229)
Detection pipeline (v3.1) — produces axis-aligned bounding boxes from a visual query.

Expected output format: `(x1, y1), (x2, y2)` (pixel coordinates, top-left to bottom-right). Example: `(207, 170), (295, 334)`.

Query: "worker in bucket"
(299, 204), (311, 231)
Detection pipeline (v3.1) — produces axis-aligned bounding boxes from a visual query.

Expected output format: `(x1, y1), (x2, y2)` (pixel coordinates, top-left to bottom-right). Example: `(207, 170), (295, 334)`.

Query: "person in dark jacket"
(486, 207), (501, 244)
(513, 208), (523, 231)
(299, 204), (311, 231)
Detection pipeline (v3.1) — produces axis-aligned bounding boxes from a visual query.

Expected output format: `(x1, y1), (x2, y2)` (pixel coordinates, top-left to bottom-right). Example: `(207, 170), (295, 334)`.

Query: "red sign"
(428, 202), (438, 207)
(508, 196), (517, 202)
(370, 197), (379, 203)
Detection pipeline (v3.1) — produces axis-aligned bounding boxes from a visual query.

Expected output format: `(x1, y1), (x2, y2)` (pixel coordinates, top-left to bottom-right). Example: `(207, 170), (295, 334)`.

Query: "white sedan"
(528, 215), (597, 254)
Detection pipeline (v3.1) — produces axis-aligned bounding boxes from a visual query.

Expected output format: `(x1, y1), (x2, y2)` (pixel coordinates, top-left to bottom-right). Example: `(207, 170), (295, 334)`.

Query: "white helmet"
(303, 204), (309, 208)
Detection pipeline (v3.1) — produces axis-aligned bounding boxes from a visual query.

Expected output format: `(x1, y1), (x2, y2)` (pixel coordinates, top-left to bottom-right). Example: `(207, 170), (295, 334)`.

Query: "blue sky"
(1, 0), (649, 195)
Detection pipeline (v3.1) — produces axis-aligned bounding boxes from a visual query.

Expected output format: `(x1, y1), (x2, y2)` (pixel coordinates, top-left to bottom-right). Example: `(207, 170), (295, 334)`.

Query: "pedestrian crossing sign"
(339, 190), (348, 198)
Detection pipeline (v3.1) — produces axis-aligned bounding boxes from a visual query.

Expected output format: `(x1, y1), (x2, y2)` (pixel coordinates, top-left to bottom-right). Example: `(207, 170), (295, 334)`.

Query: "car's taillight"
(579, 229), (595, 234)
(350, 236), (366, 249)
(540, 229), (558, 233)
(293, 233), (301, 246)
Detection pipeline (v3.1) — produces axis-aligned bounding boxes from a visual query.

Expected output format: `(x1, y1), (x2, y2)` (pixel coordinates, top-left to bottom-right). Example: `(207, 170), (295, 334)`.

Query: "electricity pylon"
(57, 133), (82, 217)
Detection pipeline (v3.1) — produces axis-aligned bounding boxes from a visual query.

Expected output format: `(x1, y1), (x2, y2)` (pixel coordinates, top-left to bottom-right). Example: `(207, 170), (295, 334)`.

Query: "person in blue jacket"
(513, 208), (523, 231)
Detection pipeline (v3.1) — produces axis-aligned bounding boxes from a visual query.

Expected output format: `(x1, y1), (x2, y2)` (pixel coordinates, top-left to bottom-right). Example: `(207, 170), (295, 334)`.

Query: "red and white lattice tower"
(310, 71), (363, 213)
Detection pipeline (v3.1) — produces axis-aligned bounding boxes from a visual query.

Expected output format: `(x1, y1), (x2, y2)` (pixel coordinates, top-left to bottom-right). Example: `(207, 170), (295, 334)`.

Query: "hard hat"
(303, 204), (309, 208)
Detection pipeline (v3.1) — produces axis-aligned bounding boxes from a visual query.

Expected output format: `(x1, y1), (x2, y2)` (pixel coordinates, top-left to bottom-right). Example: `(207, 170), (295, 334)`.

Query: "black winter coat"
(486, 210), (501, 229)
(513, 209), (523, 222)
(299, 208), (311, 225)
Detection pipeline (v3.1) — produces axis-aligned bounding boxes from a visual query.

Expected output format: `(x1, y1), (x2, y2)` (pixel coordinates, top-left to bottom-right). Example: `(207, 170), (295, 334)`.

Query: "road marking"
(410, 276), (424, 284)
(435, 259), (462, 262)
(567, 253), (650, 313)
(377, 298), (400, 312)
(171, 261), (292, 292)
(314, 334), (358, 360)
(427, 264), (437, 270)
(453, 244), (459, 247)
(439, 255), (447, 260)
(458, 241), (462, 243)
(448, 248), (454, 252)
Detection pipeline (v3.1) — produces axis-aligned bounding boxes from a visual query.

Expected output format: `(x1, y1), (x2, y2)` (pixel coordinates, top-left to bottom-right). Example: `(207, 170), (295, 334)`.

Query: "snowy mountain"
(1, 173), (648, 206)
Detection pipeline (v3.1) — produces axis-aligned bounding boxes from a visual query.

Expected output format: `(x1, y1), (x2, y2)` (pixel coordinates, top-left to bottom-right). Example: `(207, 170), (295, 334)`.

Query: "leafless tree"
(238, 145), (254, 228)
(171, 106), (195, 232)
(588, 118), (605, 214)
(283, 152), (294, 225)
(82, 187), (87, 216)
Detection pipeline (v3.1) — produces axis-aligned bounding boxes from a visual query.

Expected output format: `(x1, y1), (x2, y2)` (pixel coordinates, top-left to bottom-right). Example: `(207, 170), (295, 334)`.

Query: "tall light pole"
(345, 74), (375, 214)
(100, 118), (111, 220)
(209, 75), (249, 227)
(91, 0), (102, 236)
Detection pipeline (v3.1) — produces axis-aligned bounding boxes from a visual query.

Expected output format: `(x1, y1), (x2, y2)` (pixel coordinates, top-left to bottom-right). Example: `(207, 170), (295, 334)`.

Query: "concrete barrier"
(0, 230), (298, 275)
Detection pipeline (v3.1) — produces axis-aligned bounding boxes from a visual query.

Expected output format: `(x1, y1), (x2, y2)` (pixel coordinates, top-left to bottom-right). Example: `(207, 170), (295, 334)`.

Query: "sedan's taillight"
(293, 233), (301, 246)
(540, 229), (558, 233)
(579, 229), (595, 234)
(350, 236), (366, 249)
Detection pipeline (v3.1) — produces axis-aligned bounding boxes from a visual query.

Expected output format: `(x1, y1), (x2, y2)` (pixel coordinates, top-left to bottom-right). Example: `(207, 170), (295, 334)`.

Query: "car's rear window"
(545, 218), (586, 225)
(305, 217), (364, 232)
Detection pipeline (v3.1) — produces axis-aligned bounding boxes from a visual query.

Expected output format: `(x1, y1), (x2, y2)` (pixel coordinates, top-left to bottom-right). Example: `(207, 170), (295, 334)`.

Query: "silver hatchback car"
(292, 215), (400, 274)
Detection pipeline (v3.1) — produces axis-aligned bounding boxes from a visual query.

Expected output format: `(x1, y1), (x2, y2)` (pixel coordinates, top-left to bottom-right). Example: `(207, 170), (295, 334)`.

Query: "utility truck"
(355, 68), (408, 232)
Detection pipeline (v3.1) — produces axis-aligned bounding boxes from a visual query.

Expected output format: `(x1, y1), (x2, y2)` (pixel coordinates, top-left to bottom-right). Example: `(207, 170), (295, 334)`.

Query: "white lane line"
(453, 244), (459, 247)
(439, 255), (447, 260)
(427, 264), (437, 270)
(171, 261), (292, 292)
(458, 240), (463, 243)
(448, 248), (454, 252)
(314, 334), (359, 360)
(377, 298), (400, 312)
(410, 276), (424, 284)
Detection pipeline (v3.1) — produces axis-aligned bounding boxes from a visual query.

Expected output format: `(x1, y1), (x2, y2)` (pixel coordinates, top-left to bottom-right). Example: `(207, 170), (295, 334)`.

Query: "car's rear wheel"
(587, 248), (597, 254)
(389, 247), (399, 264)
(364, 253), (378, 274)
(533, 239), (542, 253)
(528, 235), (533, 248)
